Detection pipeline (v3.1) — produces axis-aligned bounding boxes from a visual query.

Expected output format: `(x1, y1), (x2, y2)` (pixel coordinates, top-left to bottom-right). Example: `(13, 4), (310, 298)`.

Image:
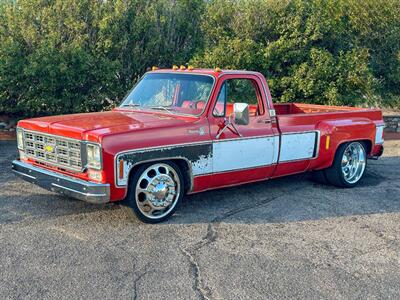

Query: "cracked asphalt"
(1, 140), (400, 299)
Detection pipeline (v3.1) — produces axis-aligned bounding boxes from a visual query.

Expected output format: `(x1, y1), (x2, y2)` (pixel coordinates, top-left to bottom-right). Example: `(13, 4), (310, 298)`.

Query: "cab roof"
(148, 68), (262, 78)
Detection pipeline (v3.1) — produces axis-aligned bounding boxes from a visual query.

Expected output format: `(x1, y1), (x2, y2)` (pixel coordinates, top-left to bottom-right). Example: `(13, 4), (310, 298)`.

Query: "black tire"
(324, 141), (367, 188)
(125, 161), (184, 223)
(311, 169), (329, 184)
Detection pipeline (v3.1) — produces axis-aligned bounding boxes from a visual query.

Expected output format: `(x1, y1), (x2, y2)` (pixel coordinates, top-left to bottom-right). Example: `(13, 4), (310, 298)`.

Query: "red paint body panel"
(16, 69), (385, 202)
(192, 165), (276, 193)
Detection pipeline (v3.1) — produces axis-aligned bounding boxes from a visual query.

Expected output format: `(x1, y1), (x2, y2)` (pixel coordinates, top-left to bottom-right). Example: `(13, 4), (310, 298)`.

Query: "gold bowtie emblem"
(45, 145), (54, 152)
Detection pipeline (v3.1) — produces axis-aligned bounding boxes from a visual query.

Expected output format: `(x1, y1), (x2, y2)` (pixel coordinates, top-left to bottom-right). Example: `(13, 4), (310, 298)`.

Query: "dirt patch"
(382, 108), (400, 116)
(0, 131), (16, 141)
(385, 132), (400, 141)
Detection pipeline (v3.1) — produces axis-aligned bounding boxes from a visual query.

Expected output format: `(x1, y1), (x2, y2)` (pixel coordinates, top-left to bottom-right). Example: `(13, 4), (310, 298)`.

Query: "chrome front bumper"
(12, 160), (110, 204)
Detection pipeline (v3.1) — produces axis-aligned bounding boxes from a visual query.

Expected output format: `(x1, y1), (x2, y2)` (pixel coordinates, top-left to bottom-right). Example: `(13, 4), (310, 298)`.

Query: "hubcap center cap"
(153, 182), (168, 200)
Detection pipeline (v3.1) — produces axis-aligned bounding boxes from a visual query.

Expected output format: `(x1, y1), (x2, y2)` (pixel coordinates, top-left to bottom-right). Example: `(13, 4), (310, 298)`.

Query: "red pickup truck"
(12, 67), (385, 223)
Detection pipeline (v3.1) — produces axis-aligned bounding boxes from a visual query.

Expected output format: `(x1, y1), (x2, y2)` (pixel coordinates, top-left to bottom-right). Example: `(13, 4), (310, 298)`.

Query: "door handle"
(258, 119), (272, 124)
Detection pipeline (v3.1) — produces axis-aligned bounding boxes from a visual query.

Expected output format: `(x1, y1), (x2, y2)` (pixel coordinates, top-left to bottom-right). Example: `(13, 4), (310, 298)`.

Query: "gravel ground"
(1, 140), (399, 300)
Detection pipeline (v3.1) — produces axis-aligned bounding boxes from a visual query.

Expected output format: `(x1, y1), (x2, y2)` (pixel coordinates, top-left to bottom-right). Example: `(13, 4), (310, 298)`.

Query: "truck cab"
(12, 67), (384, 223)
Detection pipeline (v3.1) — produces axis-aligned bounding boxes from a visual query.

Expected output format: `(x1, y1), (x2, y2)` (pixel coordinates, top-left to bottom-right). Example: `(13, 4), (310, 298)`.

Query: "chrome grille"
(23, 130), (83, 171)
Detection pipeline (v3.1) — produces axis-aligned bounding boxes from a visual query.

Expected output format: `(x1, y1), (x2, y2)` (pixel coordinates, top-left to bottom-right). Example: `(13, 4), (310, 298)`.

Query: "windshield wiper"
(121, 103), (141, 108)
(147, 106), (173, 114)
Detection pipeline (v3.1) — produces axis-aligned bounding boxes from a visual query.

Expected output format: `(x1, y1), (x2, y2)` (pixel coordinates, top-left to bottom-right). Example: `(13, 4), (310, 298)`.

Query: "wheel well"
(172, 159), (192, 193)
(360, 140), (372, 155)
(336, 139), (372, 155)
(127, 159), (192, 193)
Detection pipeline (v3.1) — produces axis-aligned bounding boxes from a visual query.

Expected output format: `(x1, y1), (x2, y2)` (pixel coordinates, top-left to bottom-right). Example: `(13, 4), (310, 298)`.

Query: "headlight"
(86, 144), (102, 170)
(17, 129), (24, 150)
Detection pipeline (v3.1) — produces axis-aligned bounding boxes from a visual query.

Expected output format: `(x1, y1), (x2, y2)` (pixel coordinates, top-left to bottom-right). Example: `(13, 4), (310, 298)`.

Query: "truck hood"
(18, 110), (197, 142)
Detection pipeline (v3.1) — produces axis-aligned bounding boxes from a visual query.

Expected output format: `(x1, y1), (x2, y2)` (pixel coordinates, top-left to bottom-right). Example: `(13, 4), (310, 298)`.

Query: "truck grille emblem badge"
(45, 145), (54, 152)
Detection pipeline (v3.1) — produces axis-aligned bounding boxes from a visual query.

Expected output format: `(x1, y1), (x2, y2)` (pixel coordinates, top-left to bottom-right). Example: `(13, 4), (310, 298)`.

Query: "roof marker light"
(172, 65), (179, 70)
(215, 67), (222, 72)
(180, 65), (186, 70)
(151, 66), (158, 71)
(188, 65), (194, 71)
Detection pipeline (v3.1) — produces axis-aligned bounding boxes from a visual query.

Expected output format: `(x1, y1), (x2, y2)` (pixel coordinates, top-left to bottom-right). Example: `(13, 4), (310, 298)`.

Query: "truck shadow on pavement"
(173, 156), (400, 225)
(0, 192), (117, 225)
(1, 138), (399, 226)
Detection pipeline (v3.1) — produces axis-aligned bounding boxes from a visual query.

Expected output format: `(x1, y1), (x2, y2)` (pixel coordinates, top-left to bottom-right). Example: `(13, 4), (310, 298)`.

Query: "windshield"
(120, 73), (215, 116)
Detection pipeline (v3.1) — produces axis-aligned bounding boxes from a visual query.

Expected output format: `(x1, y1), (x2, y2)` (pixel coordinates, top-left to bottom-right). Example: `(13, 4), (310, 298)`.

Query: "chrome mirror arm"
(216, 114), (242, 139)
(230, 121), (243, 137)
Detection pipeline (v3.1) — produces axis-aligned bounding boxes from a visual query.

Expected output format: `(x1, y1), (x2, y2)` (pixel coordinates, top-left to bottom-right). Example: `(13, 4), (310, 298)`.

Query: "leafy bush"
(0, 0), (205, 116)
(0, 0), (399, 117)
(193, 0), (400, 107)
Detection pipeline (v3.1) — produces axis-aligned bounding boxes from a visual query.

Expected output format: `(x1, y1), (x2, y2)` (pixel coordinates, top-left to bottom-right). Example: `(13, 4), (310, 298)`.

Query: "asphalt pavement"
(1, 140), (400, 299)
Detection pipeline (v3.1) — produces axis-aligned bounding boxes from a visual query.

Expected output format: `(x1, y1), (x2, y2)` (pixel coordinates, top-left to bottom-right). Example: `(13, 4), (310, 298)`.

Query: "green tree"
(1, 0), (399, 116)
(193, 0), (400, 107)
(0, 0), (205, 116)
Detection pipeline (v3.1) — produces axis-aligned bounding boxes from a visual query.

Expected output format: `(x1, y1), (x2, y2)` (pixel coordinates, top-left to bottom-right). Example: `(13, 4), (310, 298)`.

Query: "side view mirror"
(216, 103), (248, 139)
(234, 103), (249, 125)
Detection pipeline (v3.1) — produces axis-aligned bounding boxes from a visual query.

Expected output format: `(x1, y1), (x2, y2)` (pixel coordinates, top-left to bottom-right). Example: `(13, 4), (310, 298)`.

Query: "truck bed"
(274, 103), (371, 115)
(274, 103), (383, 130)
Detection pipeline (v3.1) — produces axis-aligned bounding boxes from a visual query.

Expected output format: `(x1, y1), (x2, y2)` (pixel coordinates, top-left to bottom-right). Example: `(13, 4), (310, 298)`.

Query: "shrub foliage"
(0, 0), (399, 116)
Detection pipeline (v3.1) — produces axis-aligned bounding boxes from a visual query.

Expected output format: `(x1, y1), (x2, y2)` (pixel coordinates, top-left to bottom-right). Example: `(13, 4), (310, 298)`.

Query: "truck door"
(208, 74), (279, 187)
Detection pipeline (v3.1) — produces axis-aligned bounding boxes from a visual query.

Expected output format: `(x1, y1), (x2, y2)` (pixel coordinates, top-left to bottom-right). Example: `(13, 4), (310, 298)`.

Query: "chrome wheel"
(341, 142), (366, 184)
(135, 163), (181, 220)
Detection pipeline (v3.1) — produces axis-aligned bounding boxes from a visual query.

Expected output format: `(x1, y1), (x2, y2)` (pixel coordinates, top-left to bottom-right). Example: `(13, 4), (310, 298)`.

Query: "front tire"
(324, 141), (367, 188)
(126, 161), (184, 223)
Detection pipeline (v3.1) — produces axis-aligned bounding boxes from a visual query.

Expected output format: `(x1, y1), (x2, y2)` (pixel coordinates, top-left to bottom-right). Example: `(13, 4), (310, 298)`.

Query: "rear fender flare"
(313, 118), (375, 170)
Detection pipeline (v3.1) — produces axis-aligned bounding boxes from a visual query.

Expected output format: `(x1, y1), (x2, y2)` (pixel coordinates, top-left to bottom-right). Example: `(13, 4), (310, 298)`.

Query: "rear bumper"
(12, 160), (110, 204)
(369, 144), (384, 160)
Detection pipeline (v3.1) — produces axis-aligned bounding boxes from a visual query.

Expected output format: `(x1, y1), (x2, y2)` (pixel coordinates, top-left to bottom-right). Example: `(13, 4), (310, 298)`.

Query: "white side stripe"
(212, 136), (278, 173)
(116, 131), (320, 187)
(279, 132), (318, 162)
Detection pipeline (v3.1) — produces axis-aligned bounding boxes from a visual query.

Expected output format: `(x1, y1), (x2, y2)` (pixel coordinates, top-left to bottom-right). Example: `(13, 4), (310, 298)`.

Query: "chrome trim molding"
(114, 143), (211, 189)
(12, 160), (110, 204)
(114, 135), (279, 188)
(215, 73), (269, 114)
(258, 75), (272, 110)
(51, 183), (108, 198)
(12, 169), (37, 180)
(278, 130), (321, 162)
(124, 156), (195, 192)
(114, 131), (321, 194)
(213, 134), (278, 143)
(85, 142), (103, 170)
